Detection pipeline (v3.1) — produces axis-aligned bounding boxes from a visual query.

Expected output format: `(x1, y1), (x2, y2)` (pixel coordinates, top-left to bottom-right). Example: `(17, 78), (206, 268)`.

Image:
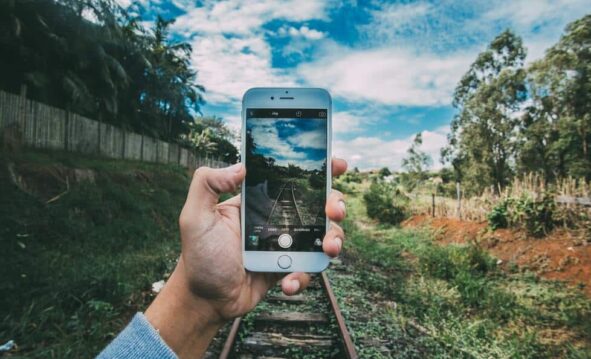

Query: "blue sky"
(119, 0), (589, 170)
(248, 118), (327, 170)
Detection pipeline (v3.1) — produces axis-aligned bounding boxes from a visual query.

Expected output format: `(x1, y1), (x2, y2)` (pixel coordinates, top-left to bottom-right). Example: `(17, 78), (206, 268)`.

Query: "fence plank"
(556, 195), (591, 207)
(0, 89), (226, 168)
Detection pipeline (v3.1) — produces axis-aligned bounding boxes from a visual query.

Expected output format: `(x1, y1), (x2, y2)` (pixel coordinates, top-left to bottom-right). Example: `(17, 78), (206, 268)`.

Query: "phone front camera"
(271, 96), (274, 100)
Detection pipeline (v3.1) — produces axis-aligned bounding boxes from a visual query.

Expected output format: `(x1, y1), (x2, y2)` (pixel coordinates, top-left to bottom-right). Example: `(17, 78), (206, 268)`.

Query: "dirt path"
(403, 215), (591, 297)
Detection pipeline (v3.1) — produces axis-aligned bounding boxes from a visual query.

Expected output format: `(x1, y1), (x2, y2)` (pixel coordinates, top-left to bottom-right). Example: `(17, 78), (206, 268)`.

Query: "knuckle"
(178, 209), (190, 228)
(331, 189), (343, 197)
(193, 166), (212, 180)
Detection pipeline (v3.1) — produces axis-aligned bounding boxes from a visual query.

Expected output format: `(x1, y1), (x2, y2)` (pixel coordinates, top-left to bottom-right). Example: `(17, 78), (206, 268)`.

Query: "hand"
(145, 158), (347, 358)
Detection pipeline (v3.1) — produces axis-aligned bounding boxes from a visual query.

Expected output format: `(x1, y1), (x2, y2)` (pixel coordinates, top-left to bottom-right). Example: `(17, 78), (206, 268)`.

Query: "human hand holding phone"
(144, 158), (347, 359)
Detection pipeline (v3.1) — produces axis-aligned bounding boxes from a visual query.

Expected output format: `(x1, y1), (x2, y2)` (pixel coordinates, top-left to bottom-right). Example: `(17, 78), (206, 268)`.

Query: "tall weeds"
(409, 174), (590, 237)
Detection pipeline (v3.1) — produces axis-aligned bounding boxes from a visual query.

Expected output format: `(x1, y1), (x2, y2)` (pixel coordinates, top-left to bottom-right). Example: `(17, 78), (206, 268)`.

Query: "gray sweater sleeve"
(97, 313), (177, 359)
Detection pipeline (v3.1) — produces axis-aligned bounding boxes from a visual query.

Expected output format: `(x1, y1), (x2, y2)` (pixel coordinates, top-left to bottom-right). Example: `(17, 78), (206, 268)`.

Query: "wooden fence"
(0, 90), (227, 169)
(410, 192), (591, 222)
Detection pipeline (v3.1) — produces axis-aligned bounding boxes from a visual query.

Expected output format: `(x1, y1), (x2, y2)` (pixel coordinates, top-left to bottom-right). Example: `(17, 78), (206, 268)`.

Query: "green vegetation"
(363, 181), (408, 225)
(0, 0), (238, 162)
(442, 16), (591, 195)
(487, 194), (556, 237)
(180, 116), (239, 163)
(336, 189), (591, 358)
(0, 150), (189, 357)
(401, 133), (432, 192)
(0, 0), (200, 140)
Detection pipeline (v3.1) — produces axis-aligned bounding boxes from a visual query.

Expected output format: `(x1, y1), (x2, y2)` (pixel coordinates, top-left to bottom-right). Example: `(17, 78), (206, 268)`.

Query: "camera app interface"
(245, 108), (327, 252)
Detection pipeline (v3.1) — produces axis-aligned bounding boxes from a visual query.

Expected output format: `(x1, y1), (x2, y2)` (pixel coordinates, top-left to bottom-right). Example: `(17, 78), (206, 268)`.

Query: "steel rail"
(218, 272), (358, 359)
(320, 272), (358, 359)
(218, 317), (241, 359)
(289, 182), (304, 225)
(266, 182), (287, 224)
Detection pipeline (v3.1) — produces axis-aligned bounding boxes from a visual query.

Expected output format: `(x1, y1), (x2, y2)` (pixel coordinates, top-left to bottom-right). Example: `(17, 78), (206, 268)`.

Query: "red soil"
(403, 215), (591, 297)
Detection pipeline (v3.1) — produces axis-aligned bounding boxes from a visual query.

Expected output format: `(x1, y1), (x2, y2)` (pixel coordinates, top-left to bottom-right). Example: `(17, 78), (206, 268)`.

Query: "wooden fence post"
(121, 130), (126, 159)
(431, 193), (435, 217)
(97, 116), (101, 154)
(140, 134), (144, 161)
(456, 182), (462, 220)
(19, 84), (27, 130)
(64, 110), (69, 151)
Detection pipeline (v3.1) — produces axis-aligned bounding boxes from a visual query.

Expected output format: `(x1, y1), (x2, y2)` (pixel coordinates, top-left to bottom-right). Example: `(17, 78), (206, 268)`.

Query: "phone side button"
(277, 255), (292, 269)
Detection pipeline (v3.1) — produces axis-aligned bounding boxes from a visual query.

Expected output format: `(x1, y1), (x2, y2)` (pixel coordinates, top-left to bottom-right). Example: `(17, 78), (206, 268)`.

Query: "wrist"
(145, 259), (224, 358)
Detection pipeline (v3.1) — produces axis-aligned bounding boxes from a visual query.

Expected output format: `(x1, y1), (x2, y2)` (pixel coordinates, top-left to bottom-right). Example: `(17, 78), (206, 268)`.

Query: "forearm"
(145, 259), (224, 359)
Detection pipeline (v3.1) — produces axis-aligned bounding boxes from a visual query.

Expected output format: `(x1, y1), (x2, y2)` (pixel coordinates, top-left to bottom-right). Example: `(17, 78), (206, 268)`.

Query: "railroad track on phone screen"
(217, 267), (358, 359)
(267, 181), (304, 226)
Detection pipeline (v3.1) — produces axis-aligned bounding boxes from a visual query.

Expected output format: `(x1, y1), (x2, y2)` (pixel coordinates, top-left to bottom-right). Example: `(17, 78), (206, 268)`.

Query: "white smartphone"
(241, 88), (332, 272)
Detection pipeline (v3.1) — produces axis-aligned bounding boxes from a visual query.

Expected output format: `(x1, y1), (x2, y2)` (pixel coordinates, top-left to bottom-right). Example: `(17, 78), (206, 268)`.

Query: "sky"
(248, 118), (327, 171)
(118, 0), (590, 171)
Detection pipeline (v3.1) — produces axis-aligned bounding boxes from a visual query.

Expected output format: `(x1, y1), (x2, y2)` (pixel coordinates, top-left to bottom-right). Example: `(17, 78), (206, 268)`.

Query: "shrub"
(342, 172), (362, 183)
(332, 179), (351, 194)
(488, 200), (509, 230)
(363, 182), (408, 225)
(418, 244), (496, 281)
(513, 194), (555, 237)
(487, 194), (555, 237)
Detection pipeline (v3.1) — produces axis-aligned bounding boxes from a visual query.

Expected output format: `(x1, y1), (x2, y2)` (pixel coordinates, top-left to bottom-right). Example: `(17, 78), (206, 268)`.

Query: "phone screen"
(244, 108), (328, 252)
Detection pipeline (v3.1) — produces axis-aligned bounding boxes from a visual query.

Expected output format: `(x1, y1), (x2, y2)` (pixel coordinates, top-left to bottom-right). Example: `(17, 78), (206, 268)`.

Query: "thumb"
(181, 163), (245, 222)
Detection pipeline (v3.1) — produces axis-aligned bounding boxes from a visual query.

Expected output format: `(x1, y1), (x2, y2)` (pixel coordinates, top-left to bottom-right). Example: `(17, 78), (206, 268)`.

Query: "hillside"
(0, 150), (189, 357)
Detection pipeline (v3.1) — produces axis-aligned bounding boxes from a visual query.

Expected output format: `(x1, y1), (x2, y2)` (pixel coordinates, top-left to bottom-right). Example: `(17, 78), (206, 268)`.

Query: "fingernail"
(334, 237), (342, 251)
(290, 280), (300, 293)
(338, 200), (346, 215)
(227, 163), (242, 173)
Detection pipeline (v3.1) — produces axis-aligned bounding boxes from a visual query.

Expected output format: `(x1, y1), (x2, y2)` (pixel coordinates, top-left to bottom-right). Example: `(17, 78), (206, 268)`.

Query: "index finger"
(331, 158), (347, 177)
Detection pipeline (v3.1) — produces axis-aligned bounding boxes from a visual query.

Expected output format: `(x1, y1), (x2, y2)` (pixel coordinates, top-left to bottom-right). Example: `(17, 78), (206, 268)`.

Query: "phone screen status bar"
(247, 108), (327, 119)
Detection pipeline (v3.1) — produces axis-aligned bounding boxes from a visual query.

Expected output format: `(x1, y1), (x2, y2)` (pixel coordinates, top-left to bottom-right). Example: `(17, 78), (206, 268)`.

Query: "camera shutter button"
(278, 233), (293, 248)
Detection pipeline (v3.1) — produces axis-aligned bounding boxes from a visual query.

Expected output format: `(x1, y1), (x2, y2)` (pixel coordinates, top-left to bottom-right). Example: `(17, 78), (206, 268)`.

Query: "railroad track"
(267, 181), (303, 226)
(217, 267), (358, 359)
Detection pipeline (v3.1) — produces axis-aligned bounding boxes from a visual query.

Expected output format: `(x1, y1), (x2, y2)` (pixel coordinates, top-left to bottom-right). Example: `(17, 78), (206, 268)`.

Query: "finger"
(181, 164), (245, 221)
(220, 194), (241, 207)
(322, 223), (345, 258)
(249, 272), (282, 304)
(331, 158), (347, 177)
(281, 272), (311, 295)
(326, 190), (346, 222)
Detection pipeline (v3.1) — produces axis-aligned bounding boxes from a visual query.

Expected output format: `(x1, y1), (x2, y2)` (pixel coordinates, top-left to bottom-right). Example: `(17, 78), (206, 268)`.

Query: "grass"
(334, 184), (591, 358)
(0, 149), (190, 358)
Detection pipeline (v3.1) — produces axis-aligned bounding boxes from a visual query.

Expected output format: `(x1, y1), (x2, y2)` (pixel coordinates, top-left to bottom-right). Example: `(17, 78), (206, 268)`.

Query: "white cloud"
(168, 0), (329, 105)
(278, 26), (326, 40)
(113, 0), (133, 8)
(332, 111), (364, 133)
(191, 34), (296, 103)
(483, 0), (588, 29)
(299, 47), (473, 106)
(366, 2), (432, 34)
(250, 120), (306, 161)
(171, 0), (327, 36)
(288, 127), (326, 149)
(248, 119), (326, 170)
(333, 126), (449, 171)
(483, 0), (590, 63)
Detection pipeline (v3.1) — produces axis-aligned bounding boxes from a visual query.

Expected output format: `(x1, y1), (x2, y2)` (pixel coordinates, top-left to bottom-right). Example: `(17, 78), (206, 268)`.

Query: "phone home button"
(277, 255), (292, 269)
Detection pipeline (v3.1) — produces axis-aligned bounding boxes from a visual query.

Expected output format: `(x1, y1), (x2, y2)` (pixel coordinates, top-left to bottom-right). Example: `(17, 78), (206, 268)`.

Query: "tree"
(520, 15), (591, 180)
(401, 133), (431, 191)
(0, 0), (204, 141)
(181, 116), (238, 163)
(378, 167), (391, 178)
(442, 30), (527, 194)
